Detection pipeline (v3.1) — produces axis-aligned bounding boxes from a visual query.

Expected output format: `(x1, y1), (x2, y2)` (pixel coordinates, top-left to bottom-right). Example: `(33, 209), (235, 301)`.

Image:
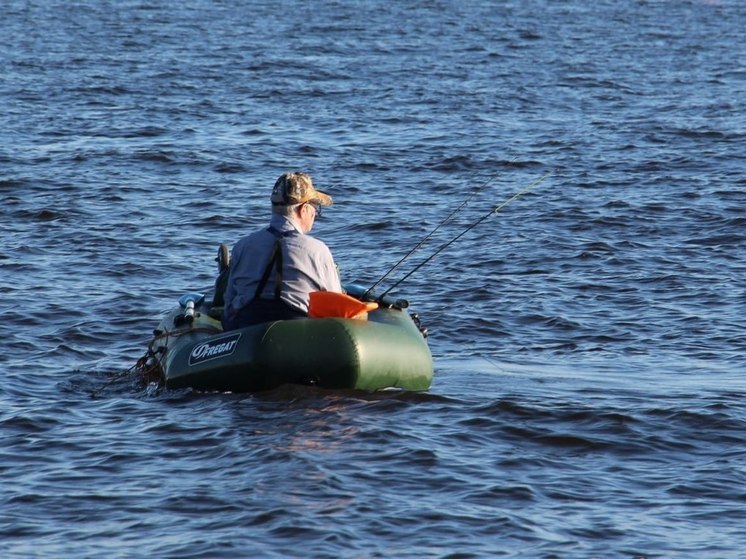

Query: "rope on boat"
(88, 326), (222, 398)
(89, 359), (145, 399)
(133, 326), (221, 384)
(90, 335), (170, 398)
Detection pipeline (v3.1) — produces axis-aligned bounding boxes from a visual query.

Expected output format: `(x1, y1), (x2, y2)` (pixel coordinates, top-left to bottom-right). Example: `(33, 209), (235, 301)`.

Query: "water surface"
(2, 1), (745, 557)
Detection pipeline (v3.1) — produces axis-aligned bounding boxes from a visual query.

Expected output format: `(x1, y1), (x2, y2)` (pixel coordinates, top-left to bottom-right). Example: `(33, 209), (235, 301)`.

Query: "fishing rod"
(364, 163), (518, 299)
(375, 170), (553, 301)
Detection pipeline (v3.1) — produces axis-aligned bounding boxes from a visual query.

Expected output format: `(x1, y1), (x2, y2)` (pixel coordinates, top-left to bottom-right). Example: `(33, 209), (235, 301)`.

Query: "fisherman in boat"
(221, 172), (342, 330)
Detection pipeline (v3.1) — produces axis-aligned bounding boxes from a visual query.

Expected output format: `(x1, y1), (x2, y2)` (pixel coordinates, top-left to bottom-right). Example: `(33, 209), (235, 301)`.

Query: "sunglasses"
(307, 202), (322, 218)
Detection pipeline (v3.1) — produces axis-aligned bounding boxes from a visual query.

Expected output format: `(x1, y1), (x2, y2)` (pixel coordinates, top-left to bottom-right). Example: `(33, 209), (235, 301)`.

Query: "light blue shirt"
(223, 213), (342, 319)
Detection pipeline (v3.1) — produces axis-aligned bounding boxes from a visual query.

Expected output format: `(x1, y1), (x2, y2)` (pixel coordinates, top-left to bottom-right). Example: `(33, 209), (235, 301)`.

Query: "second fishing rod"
(364, 170), (553, 303)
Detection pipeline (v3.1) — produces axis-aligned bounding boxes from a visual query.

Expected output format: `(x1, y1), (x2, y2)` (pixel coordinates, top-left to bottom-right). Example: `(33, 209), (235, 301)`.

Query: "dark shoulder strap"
(267, 225), (298, 239)
(253, 226), (298, 301)
(253, 239), (281, 301)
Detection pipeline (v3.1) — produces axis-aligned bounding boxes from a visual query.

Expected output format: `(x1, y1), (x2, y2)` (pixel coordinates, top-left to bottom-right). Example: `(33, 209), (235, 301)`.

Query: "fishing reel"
(345, 283), (409, 310)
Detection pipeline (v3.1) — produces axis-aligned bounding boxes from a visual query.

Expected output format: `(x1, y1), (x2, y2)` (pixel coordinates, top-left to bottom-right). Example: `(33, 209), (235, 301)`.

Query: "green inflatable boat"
(142, 284), (433, 393)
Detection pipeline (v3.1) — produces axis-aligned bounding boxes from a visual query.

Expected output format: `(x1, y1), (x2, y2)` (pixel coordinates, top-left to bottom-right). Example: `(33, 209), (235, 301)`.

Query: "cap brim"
(312, 190), (333, 206)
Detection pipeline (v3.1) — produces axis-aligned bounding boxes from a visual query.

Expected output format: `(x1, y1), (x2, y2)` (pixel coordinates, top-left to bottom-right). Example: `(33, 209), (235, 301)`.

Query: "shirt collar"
(270, 213), (304, 235)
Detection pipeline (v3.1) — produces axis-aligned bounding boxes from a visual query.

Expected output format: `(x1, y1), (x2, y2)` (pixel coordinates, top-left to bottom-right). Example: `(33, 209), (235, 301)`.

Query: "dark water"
(2, 0), (745, 557)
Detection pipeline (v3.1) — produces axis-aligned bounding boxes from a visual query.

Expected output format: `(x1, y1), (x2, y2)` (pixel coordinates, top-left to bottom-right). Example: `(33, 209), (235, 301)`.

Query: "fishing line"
(376, 170), (553, 300)
(364, 163), (517, 298)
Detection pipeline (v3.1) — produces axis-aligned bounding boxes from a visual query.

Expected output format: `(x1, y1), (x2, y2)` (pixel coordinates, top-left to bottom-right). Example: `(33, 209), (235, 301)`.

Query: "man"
(221, 172), (342, 330)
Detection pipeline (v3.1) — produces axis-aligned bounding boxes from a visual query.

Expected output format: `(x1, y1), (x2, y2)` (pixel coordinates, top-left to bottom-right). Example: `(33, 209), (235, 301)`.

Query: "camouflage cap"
(270, 172), (333, 206)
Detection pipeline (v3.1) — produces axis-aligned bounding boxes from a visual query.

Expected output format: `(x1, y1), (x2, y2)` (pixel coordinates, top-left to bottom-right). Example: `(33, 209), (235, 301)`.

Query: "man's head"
(271, 172), (333, 207)
(271, 172), (332, 233)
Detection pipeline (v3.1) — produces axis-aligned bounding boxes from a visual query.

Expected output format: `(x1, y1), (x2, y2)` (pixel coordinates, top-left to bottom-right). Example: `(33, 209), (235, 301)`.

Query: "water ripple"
(2, 0), (746, 557)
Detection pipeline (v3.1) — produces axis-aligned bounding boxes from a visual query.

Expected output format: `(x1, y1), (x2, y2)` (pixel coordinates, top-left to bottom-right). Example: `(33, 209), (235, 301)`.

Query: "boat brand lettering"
(189, 333), (241, 366)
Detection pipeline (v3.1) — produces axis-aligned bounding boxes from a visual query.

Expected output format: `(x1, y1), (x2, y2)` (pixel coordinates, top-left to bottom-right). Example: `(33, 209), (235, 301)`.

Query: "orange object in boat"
(309, 291), (379, 320)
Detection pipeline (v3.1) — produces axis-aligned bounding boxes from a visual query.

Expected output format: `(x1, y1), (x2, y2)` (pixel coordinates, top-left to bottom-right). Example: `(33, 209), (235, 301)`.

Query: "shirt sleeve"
(317, 245), (343, 293)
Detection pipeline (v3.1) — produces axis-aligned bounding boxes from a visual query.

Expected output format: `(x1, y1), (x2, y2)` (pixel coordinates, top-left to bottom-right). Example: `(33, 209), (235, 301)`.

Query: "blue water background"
(2, 1), (745, 557)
